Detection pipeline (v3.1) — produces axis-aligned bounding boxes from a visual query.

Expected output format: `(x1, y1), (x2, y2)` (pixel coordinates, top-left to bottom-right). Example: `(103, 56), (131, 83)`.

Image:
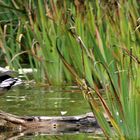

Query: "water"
(0, 85), (103, 139)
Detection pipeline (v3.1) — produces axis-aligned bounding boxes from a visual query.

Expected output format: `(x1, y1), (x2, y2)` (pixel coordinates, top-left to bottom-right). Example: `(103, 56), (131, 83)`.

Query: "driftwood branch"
(0, 110), (100, 132)
(0, 111), (26, 125)
(0, 110), (103, 139)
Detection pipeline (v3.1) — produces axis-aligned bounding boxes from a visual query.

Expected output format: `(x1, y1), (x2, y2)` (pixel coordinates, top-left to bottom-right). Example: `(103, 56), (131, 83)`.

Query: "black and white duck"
(0, 67), (22, 91)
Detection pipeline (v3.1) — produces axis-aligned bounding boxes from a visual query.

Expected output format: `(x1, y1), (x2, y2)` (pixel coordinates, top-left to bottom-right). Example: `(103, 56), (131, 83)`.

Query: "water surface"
(0, 85), (103, 139)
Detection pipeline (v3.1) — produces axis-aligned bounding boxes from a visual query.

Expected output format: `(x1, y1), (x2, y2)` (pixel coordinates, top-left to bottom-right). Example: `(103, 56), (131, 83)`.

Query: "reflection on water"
(0, 85), (103, 139)
(0, 86), (90, 116)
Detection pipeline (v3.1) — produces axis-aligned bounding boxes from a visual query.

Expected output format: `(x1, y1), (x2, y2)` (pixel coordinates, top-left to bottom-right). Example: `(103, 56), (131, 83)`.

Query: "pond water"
(0, 85), (104, 139)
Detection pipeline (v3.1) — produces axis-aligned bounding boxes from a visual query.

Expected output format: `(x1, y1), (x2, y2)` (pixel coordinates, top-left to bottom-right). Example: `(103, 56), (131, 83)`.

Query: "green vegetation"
(0, 0), (140, 139)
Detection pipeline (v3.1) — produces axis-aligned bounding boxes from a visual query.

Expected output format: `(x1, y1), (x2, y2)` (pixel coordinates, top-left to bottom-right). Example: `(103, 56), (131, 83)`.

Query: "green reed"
(0, 0), (140, 139)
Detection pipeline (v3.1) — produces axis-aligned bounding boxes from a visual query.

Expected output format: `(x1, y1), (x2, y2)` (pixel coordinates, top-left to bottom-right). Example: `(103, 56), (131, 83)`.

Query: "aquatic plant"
(0, 0), (140, 139)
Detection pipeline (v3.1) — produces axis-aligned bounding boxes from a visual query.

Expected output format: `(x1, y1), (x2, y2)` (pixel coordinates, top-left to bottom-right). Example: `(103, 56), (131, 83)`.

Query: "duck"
(0, 67), (22, 91)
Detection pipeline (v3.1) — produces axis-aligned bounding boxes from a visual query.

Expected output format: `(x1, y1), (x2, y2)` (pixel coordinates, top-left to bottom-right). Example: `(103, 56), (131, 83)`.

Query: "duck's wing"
(0, 78), (22, 90)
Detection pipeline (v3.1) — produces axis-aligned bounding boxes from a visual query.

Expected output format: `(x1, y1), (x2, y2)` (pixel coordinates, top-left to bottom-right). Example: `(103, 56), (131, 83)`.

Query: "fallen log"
(0, 110), (101, 133)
